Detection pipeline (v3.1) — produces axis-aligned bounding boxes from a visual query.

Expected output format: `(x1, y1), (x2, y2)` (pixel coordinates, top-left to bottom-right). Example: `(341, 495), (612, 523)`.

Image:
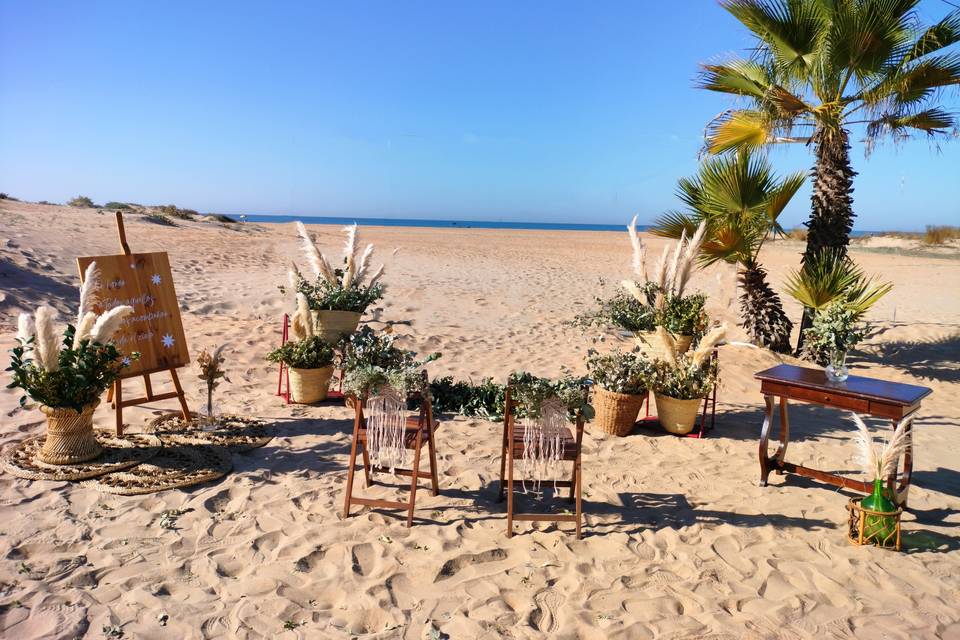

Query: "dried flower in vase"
(196, 344), (230, 419)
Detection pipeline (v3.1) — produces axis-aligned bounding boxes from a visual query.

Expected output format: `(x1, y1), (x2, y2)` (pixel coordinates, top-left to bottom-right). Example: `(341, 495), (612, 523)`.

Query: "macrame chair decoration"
(342, 371), (440, 527)
(497, 385), (587, 539)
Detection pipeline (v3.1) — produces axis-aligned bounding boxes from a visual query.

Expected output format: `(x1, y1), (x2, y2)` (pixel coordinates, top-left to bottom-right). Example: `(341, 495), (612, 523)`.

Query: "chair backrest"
(352, 370), (434, 437)
(503, 384), (587, 456)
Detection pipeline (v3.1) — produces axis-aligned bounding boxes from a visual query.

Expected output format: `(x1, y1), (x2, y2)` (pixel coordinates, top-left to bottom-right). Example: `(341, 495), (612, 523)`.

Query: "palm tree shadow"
(850, 332), (960, 383)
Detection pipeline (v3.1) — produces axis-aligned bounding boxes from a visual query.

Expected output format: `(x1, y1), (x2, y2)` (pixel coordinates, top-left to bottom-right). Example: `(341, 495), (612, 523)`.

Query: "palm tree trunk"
(797, 127), (858, 352)
(738, 264), (793, 354)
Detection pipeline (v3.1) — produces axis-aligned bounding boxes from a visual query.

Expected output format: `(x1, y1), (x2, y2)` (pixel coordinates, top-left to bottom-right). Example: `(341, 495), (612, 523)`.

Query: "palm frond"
(706, 110), (772, 154)
(900, 9), (960, 65)
(867, 106), (957, 138)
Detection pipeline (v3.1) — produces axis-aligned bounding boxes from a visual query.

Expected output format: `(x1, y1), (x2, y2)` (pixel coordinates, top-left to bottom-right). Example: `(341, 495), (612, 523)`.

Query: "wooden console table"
(755, 364), (931, 507)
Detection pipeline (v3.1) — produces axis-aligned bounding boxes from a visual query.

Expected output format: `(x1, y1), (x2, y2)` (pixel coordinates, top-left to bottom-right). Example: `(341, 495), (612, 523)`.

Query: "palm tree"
(700, 0), (960, 263)
(653, 152), (805, 353)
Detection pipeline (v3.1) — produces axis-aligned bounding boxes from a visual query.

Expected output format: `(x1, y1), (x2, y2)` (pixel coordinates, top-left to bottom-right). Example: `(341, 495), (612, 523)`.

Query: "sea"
(241, 214), (641, 232)
(240, 214), (874, 236)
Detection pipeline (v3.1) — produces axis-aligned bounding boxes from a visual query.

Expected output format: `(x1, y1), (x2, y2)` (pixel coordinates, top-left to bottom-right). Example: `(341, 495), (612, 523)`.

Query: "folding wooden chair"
(497, 386), (587, 539)
(342, 371), (440, 527)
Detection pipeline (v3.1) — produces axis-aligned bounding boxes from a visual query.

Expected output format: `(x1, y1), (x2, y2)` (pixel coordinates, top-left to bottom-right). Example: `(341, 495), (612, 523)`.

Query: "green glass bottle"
(860, 477), (897, 543)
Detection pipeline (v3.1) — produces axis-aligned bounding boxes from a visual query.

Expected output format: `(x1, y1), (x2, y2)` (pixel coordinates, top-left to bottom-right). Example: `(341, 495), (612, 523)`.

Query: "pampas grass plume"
(627, 215), (646, 280)
(77, 261), (101, 327)
(34, 306), (60, 372)
(90, 305), (134, 344)
(73, 311), (98, 348)
(16, 313), (34, 344)
(296, 221), (337, 284)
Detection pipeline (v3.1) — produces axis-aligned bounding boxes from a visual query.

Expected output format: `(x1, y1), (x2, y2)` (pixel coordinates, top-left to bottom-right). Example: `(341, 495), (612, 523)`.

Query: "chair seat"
(509, 426), (578, 460)
(359, 416), (439, 448)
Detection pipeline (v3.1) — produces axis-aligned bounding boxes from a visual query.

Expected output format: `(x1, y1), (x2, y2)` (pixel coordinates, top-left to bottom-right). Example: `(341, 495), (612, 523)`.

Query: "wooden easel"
(104, 212), (191, 435)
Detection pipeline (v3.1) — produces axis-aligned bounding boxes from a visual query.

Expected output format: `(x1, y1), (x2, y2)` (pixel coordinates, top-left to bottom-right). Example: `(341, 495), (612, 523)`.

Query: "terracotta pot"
(654, 393), (701, 435)
(288, 366), (335, 403)
(38, 400), (103, 464)
(634, 330), (692, 361)
(592, 386), (645, 437)
(312, 310), (362, 344)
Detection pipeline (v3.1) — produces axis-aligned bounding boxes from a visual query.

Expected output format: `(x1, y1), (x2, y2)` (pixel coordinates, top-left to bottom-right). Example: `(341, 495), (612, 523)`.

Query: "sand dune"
(1, 200), (959, 639)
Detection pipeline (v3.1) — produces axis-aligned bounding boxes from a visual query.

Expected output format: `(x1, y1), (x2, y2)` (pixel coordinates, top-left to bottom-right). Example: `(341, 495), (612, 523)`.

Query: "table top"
(755, 364), (932, 407)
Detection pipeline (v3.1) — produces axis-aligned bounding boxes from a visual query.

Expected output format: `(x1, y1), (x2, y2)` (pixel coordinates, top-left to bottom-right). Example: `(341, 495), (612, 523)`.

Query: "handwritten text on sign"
(76, 252), (189, 377)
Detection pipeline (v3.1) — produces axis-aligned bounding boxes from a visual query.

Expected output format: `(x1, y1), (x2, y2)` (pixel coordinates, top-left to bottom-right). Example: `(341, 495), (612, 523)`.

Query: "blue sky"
(1, 1), (958, 230)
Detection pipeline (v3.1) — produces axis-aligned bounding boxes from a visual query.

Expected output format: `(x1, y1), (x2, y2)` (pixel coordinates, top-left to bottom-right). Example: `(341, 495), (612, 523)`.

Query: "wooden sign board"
(76, 252), (190, 378)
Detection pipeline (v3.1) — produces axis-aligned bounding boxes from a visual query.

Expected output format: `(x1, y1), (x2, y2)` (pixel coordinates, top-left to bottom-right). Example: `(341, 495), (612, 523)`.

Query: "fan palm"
(700, 0), (960, 263)
(653, 152), (805, 353)
(783, 248), (893, 314)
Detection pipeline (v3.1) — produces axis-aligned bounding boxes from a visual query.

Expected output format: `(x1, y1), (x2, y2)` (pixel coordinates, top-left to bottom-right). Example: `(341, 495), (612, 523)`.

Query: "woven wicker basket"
(635, 330), (693, 361)
(593, 386), (645, 437)
(289, 366), (335, 404)
(653, 393), (701, 435)
(312, 310), (362, 344)
(38, 400), (103, 465)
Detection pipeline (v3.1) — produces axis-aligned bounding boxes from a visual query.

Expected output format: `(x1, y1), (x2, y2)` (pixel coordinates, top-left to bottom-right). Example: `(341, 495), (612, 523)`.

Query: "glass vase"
(860, 477), (897, 542)
(825, 348), (848, 382)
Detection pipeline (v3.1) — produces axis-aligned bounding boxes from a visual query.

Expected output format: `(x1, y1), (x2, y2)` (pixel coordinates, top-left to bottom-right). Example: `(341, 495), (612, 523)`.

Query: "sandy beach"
(1, 200), (959, 639)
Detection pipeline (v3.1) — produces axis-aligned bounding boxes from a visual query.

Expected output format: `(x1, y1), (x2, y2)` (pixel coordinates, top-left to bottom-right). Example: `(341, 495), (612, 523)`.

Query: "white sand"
(1, 201), (959, 639)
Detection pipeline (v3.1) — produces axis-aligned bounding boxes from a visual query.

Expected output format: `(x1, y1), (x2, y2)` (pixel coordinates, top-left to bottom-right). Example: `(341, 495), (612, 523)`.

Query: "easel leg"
(758, 395), (775, 486)
(114, 380), (124, 436)
(169, 368), (190, 420)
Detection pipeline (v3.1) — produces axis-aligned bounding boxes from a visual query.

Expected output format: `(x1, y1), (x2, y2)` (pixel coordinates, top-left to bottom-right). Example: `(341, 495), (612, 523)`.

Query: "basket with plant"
(586, 349), (655, 436)
(266, 294), (336, 403)
(284, 222), (388, 343)
(651, 325), (725, 435)
(7, 262), (135, 464)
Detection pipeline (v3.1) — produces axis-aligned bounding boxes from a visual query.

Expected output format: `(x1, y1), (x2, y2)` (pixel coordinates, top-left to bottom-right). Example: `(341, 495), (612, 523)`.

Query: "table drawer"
(762, 381), (870, 412)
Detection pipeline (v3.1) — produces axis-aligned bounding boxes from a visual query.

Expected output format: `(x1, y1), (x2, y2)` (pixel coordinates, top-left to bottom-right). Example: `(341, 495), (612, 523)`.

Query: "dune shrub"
(68, 196), (95, 208)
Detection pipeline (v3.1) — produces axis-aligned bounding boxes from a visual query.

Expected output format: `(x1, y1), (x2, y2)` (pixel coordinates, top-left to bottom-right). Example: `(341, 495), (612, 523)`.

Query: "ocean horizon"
(242, 213), (878, 236)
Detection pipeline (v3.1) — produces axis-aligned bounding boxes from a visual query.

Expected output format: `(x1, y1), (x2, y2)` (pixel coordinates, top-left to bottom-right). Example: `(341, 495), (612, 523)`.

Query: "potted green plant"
(7, 262), (134, 464)
(285, 221), (387, 343)
(267, 335), (335, 403)
(651, 326), (724, 435)
(586, 349), (655, 437)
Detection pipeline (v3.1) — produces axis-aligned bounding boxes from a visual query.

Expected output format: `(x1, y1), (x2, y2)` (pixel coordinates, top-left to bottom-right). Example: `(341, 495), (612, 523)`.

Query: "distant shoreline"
(243, 213), (884, 236)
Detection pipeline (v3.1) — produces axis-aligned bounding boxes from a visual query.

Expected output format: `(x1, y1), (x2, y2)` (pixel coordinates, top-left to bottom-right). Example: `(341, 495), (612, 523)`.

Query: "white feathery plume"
(674, 221), (708, 297)
(354, 243), (375, 284)
(665, 229), (687, 294)
(341, 224), (359, 288)
(880, 419), (912, 479)
(692, 324), (726, 367)
(621, 280), (646, 303)
(656, 326), (677, 366)
(292, 293), (313, 340)
(287, 262), (302, 292)
(212, 343), (228, 360)
(76, 261), (101, 329)
(89, 305), (134, 344)
(627, 215), (647, 280)
(295, 221), (337, 284)
(654, 244), (670, 291)
(73, 311), (98, 345)
(852, 414), (881, 480)
(367, 264), (385, 289)
(16, 313), (34, 344)
(34, 306), (60, 372)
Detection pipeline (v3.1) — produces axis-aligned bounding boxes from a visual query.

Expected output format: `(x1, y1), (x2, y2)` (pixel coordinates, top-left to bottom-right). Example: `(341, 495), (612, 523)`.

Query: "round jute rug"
(82, 442), (233, 495)
(148, 413), (274, 452)
(1, 432), (162, 482)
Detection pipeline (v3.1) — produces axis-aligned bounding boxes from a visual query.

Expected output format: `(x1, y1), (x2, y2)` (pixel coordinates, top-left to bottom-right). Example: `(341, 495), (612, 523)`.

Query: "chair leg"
(506, 441), (515, 538)
(497, 425), (508, 503)
(406, 435), (423, 528)
(575, 457), (583, 540)
(343, 424), (361, 519)
(359, 439), (373, 487)
(427, 431), (440, 497)
(568, 458), (577, 502)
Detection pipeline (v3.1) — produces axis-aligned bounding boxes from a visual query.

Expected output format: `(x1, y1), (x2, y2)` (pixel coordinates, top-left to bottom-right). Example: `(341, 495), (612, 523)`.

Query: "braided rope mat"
(82, 442), (233, 495)
(148, 413), (274, 452)
(1, 432), (162, 481)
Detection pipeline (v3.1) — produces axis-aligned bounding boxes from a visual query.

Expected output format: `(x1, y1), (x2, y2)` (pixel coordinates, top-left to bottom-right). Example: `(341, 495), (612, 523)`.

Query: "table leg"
(775, 397), (790, 466)
(758, 395), (775, 486)
(892, 415), (914, 507)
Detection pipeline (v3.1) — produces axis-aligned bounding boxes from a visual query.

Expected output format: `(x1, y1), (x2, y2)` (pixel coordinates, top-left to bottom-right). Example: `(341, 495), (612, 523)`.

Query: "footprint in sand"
(351, 543), (376, 577)
(530, 588), (563, 633)
(433, 548), (508, 582)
